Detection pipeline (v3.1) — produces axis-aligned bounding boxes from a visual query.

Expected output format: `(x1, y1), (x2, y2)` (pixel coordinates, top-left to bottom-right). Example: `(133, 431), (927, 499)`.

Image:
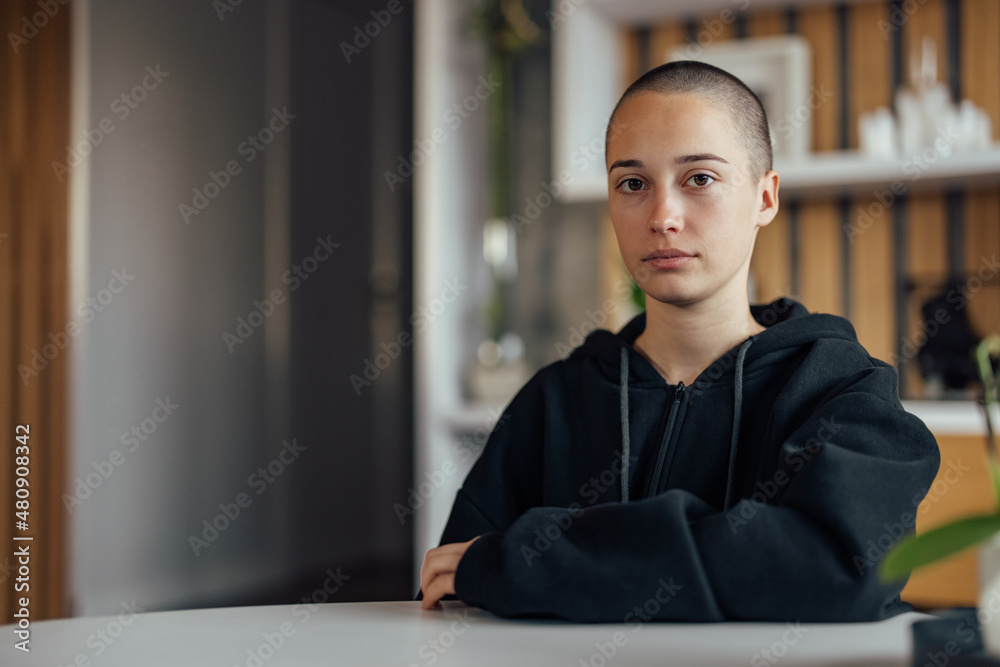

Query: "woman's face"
(606, 91), (778, 309)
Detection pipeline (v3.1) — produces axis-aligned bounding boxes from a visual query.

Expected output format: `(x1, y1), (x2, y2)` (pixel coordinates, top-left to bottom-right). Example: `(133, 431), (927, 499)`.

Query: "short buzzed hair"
(606, 60), (773, 183)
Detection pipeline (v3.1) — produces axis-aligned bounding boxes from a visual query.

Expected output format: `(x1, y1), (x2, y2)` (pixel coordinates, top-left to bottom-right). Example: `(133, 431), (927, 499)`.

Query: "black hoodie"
(431, 298), (941, 622)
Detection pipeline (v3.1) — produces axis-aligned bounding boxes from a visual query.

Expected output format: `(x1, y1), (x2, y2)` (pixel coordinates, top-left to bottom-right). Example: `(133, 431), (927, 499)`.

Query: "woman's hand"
(419, 536), (480, 609)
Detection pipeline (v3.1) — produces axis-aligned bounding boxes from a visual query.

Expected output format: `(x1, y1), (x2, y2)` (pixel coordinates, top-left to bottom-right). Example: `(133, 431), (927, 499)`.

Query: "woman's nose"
(648, 187), (683, 233)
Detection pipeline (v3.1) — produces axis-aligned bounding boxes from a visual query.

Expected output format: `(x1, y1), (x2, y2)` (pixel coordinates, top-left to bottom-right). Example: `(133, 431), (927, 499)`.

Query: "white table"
(1, 600), (931, 666)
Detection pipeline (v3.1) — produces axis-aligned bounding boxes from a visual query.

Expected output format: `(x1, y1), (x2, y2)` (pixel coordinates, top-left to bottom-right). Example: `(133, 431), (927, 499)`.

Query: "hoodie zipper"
(644, 382), (685, 497)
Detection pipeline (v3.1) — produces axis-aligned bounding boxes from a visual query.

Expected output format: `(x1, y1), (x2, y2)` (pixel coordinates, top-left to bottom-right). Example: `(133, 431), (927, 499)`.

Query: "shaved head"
(607, 61), (773, 184)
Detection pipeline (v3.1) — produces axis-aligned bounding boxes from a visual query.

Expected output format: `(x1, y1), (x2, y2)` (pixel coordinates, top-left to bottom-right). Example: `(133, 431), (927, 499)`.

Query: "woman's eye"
(620, 178), (645, 193)
(688, 174), (715, 187)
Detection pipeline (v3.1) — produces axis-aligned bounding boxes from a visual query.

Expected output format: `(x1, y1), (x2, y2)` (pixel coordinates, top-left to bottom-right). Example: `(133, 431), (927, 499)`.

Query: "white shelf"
(552, 1), (1000, 204)
(903, 400), (997, 436)
(589, 0), (876, 24)
(555, 147), (1000, 203)
(776, 146), (1000, 200)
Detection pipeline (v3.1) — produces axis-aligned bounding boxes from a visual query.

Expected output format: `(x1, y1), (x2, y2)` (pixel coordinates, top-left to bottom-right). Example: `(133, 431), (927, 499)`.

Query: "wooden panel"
(846, 2), (894, 364)
(651, 24), (686, 67)
(798, 202), (843, 316)
(747, 8), (786, 38)
(797, 5), (841, 152)
(961, 0), (1000, 138)
(902, 435), (995, 609)
(848, 2), (891, 150)
(905, 195), (948, 398)
(621, 28), (641, 89)
(850, 198), (896, 363)
(964, 191), (1000, 339)
(961, 0), (1000, 343)
(751, 205), (792, 302)
(0, 0), (71, 621)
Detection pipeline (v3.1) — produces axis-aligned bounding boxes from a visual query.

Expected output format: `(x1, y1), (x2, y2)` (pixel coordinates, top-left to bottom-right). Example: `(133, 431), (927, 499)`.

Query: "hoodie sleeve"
(448, 362), (941, 622)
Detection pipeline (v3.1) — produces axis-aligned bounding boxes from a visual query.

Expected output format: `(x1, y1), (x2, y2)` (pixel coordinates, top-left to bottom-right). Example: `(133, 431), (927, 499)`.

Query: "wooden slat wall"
(0, 1), (71, 621)
(901, 435), (996, 608)
(621, 0), (999, 378)
(618, 0), (1000, 609)
(962, 0), (1000, 343)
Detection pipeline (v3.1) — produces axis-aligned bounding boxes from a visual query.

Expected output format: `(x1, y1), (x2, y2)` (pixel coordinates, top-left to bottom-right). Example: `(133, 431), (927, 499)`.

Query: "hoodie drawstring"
(619, 336), (754, 510)
(619, 347), (631, 503)
(723, 337), (754, 511)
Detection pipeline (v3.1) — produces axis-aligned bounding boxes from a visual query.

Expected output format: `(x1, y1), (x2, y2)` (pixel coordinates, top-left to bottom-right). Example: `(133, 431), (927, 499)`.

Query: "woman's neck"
(632, 293), (764, 386)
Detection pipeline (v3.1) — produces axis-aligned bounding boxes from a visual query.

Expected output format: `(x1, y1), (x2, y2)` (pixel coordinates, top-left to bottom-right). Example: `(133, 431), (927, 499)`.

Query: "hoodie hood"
(571, 298), (861, 509)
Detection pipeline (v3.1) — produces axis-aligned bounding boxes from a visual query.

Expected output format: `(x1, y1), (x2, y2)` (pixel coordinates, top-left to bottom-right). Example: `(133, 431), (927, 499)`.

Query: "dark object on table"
(911, 607), (997, 666)
(917, 282), (980, 392)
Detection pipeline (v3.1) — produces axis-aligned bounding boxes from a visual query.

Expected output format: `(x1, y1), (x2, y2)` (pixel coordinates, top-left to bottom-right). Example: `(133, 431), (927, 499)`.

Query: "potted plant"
(881, 335), (1000, 651)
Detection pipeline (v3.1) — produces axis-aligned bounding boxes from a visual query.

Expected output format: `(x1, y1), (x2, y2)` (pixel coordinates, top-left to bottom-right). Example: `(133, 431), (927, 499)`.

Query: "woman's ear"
(755, 170), (780, 228)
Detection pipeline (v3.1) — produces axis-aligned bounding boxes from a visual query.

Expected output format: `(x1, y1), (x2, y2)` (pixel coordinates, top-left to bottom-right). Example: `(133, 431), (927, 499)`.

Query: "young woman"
(418, 61), (940, 622)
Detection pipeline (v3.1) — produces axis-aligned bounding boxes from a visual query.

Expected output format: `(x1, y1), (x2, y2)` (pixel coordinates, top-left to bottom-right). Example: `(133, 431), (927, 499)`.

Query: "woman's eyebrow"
(676, 153), (728, 165)
(608, 158), (643, 172)
(608, 154), (729, 173)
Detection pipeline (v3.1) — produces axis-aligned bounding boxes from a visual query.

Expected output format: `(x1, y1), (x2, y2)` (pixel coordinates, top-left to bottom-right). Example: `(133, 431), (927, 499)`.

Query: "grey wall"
(71, 0), (413, 614)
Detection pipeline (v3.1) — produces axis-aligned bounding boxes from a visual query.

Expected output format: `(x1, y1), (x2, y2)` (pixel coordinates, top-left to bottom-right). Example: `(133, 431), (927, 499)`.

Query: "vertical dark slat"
(946, 0), (962, 103)
(894, 197), (909, 393)
(945, 2), (965, 285)
(735, 9), (747, 39)
(836, 4), (851, 319)
(889, 0), (908, 395)
(636, 25), (651, 74)
(684, 18), (698, 47)
(891, 0), (905, 89)
(837, 3), (850, 150)
(788, 200), (800, 298)
(946, 188), (966, 281)
(839, 197), (852, 319)
(785, 6), (798, 34)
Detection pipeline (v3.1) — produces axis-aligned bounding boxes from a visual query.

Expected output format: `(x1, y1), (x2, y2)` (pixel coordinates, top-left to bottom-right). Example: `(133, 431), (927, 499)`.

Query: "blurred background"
(1, 0), (999, 623)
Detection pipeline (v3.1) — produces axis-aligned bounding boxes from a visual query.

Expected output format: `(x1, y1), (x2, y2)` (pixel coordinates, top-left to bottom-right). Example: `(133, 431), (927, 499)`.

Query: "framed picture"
(669, 35), (813, 157)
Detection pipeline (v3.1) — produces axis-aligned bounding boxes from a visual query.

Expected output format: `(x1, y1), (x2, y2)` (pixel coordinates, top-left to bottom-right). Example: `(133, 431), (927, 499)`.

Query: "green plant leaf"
(990, 457), (1000, 509)
(879, 513), (1000, 582)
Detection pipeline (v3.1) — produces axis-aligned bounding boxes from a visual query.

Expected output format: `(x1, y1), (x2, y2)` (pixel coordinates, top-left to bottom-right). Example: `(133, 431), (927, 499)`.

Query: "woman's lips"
(644, 249), (694, 270)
